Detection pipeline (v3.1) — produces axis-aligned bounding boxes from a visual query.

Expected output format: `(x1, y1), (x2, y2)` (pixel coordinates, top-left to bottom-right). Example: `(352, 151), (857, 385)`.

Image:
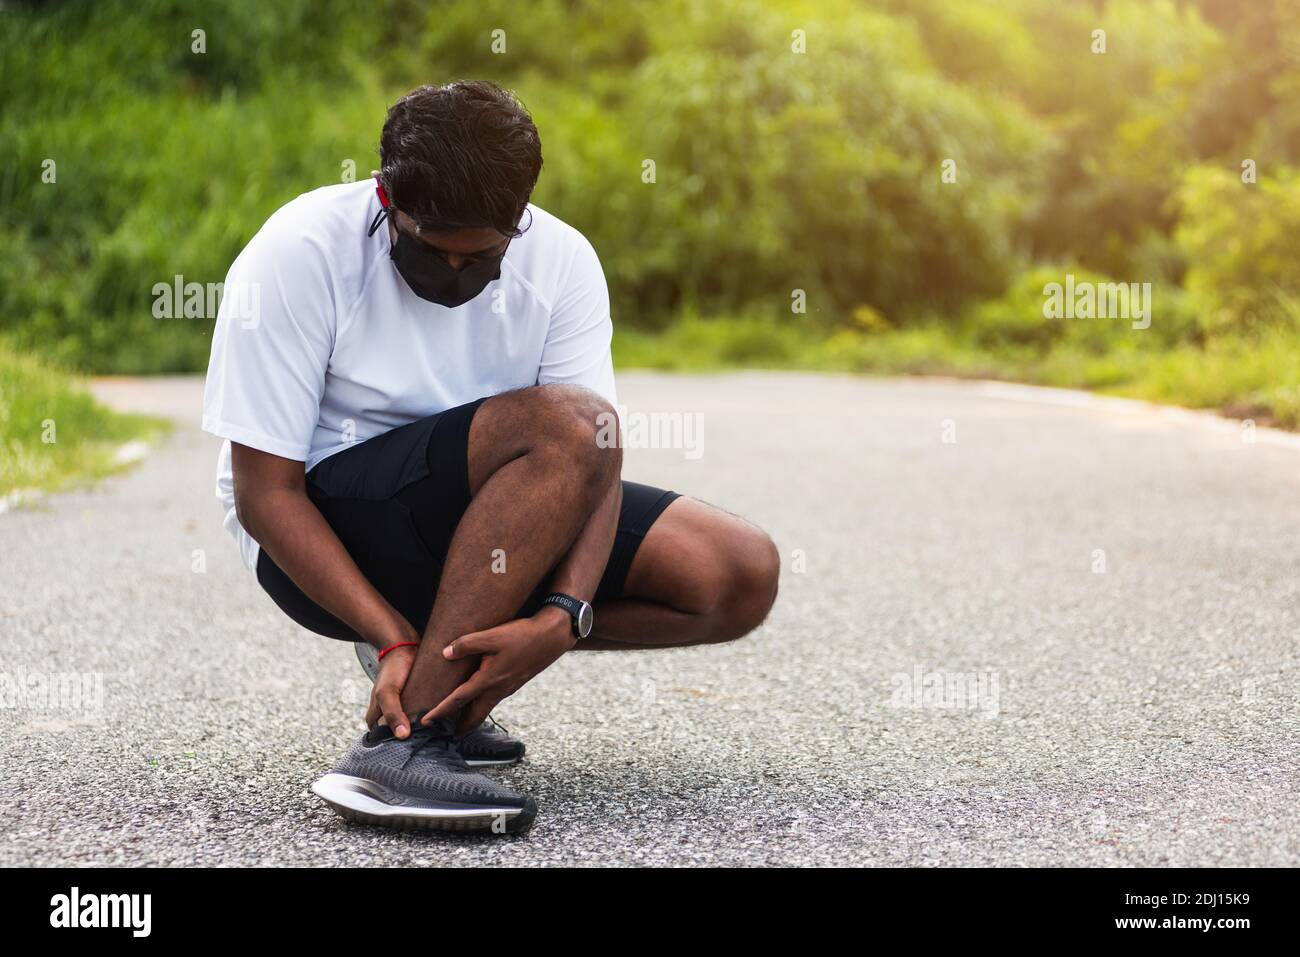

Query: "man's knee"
(531, 384), (622, 488)
(697, 524), (780, 643)
(504, 384), (622, 492)
(724, 526), (780, 638)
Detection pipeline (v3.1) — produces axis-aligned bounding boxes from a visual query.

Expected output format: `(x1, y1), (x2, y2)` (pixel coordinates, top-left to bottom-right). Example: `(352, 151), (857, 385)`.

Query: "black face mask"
(368, 207), (507, 308)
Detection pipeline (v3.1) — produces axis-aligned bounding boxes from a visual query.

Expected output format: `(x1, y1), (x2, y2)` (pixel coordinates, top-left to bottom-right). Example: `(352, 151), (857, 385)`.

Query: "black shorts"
(255, 396), (679, 642)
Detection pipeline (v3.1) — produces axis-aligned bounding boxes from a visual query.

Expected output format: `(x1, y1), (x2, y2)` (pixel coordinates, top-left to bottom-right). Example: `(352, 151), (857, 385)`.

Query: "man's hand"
(364, 642), (419, 738)
(423, 606), (575, 735)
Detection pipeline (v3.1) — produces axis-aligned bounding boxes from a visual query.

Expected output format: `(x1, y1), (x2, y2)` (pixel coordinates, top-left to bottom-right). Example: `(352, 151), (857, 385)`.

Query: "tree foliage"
(0, 0), (1296, 371)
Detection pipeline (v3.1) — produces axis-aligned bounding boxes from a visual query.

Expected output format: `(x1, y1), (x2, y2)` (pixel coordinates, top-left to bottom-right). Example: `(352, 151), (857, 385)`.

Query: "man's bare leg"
(582, 497), (781, 650)
(398, 384), (621, 716)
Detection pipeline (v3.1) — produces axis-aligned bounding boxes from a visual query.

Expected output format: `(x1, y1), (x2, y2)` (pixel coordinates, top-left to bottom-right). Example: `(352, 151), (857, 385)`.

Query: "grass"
(0, 342), (169, 498)
(614, 316), (1300, 429)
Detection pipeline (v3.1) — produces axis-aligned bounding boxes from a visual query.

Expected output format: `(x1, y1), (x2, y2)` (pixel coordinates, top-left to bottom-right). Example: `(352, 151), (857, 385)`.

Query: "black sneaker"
(457, 715), (526, 767)
(311, 718), (537, 833)
(353, 641), (526, 766)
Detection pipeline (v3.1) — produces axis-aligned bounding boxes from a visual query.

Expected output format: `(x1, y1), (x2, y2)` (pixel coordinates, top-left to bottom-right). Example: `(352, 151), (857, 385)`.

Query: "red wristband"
(377, 641), (418, 661)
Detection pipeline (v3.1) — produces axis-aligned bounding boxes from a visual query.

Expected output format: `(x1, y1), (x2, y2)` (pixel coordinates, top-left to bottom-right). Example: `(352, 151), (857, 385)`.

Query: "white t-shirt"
(202, 180), (617, 572)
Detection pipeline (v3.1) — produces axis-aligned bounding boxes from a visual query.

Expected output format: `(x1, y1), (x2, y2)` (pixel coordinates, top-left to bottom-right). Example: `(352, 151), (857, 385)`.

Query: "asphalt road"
(2, 372), (1298, 866)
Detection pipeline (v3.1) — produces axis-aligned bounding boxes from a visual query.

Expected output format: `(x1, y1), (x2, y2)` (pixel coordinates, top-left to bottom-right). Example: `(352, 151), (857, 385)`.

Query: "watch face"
(577, 601), (594, 638)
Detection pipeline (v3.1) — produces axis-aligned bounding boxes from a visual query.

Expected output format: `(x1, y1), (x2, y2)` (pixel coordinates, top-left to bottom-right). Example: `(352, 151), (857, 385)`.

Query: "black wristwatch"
(541, 592), (593, 640)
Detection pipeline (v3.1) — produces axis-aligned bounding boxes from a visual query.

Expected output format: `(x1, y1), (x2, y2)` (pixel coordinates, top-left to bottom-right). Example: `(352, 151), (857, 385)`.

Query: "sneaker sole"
(354, 642), (380, 681)
(312, 772), (536, 834)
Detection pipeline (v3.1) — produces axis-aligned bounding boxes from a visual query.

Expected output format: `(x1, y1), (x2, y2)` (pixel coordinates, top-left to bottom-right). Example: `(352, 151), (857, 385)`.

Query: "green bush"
(1175, 164), (1300, 336)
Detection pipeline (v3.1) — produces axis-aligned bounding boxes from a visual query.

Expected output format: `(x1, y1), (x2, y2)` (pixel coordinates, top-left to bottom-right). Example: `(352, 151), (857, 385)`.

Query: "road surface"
(1, 372), (1297, 866)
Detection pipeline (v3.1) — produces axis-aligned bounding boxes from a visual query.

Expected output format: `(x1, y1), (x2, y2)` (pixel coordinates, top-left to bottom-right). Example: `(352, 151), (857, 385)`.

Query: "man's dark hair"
(378, 80), (542, 237)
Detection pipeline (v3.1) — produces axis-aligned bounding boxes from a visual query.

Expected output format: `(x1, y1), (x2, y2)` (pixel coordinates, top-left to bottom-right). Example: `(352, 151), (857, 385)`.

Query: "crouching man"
(202, 81), (779, 833)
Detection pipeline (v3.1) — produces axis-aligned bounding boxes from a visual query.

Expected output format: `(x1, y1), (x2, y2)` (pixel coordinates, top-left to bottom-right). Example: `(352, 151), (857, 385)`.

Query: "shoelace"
(402, 722), (468, 770)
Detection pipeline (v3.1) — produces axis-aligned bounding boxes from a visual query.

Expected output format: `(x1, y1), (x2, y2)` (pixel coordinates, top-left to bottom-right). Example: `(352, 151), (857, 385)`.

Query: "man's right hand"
(364, 642), (419, 738)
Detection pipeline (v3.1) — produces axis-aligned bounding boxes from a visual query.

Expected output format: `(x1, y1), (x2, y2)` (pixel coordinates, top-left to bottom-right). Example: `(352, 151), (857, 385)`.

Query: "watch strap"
(542, 593), (587, 638)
